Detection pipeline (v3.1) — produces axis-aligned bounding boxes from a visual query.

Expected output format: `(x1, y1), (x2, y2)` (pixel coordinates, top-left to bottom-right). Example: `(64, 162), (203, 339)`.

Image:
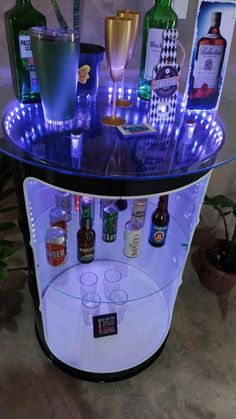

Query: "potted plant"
(199, 194), (236, 294)
(50, 0), (80, 30)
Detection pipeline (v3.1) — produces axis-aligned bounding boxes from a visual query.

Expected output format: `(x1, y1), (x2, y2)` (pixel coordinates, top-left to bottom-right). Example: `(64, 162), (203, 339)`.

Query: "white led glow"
(134, 114), (139, 123)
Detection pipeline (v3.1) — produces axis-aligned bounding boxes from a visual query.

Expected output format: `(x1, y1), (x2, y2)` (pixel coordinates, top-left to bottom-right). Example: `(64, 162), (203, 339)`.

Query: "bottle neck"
(154, 0), (172, 7)
(209, 26), (220, 35)
(158, 195), (169, 211)
(16, 0), (31, 6)
(81, 217), (91, 230)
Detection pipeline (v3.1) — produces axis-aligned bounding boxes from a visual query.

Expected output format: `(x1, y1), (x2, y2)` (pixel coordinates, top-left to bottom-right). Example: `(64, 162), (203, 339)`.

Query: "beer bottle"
(115, 199), (128, 211)
(77, 203), (95, 263)
(149, 195), (169, 247)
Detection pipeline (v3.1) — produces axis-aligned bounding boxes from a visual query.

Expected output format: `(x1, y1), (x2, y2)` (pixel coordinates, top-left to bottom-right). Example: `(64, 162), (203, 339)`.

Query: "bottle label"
(152, 65), (179, 99)
(144, 29), (163, 80)
(18, 34), (33, 59)
(149, 224), (168, 245)
(193, 45), (225, 89)
(79, 246), (95, 263)
(18, 34), (40, 93)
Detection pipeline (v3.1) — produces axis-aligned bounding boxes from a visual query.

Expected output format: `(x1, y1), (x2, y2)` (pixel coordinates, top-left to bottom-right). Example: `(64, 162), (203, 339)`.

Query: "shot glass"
(109, 289), (128, 324)
(30, 27), (80, 126)
(80, 272), (98, 296)
(104, 268), (122, 300)
(82, 292), (101, 326)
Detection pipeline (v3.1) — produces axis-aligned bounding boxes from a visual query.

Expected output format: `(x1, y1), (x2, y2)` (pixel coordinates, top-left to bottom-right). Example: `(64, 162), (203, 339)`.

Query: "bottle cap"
(211, 12), (222, 27)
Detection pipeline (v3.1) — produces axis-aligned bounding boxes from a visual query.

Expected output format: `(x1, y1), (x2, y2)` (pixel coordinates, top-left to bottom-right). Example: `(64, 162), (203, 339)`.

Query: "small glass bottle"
(149, 195), (169, 247)
(4, 0), (46, 103)
(77, 204), (96, 264)
(138, 0), (177, 101)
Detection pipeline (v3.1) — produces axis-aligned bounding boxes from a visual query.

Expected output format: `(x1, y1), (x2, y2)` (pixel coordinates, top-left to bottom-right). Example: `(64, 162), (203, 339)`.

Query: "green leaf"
(0, 187), (15, 201)
(73, 0), (80, 31)
(50, 0), (68, 29)
(0, 222), (16, 232)
(204, 195), (236, 210)
(0, 245), (14, 260)
(0, 205), (18, 213)
(0, 240), (14, 247)
(0, 266), (7, 286)
(0, 260), (7, 268)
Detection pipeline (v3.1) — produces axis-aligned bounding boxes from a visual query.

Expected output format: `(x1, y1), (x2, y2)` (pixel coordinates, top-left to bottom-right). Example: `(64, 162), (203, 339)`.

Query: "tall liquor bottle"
(188, 12), (227, 109)
(4, 0), (46, 103)
(138, 0), (177, 101)
(77, 203), (96, 263)
(149, 195), (169, 247)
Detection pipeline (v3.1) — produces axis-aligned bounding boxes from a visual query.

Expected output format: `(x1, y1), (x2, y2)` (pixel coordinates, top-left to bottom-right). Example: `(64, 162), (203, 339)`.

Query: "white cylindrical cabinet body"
(23, 174), (209, 377)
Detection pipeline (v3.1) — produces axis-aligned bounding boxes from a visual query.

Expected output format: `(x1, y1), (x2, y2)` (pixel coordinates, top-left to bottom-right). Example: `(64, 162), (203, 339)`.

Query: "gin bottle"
(4, 0), (46, 103)
(138, 0), (177, 101)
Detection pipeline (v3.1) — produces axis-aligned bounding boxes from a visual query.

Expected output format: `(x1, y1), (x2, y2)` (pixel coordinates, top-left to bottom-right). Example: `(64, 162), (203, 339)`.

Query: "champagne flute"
(101, 16), (132, 126)
(116, 10), (140, 108)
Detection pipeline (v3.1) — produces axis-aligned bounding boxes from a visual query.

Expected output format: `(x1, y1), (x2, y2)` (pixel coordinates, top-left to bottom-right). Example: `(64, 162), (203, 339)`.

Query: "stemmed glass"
(116, 10), (140, 108)
(101, 16), (133, 126)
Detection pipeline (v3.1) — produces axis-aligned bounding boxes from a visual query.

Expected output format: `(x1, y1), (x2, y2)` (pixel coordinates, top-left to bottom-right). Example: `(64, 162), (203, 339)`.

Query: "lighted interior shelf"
(29, 190), (188, 301)
(42, 263), (171, 374)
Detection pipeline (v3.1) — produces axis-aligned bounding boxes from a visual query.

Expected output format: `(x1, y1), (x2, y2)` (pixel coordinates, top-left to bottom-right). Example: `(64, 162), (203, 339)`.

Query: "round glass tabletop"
(1, 86), (235, 186)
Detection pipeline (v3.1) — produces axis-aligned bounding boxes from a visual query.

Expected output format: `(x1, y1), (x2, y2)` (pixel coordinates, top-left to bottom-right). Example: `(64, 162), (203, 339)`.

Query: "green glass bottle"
(4, 0), (46, 103)
(138, 0), (177, 101)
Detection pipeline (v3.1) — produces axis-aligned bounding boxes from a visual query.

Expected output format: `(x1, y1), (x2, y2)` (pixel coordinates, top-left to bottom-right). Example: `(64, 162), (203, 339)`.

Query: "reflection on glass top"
(0, 86), (229, 180)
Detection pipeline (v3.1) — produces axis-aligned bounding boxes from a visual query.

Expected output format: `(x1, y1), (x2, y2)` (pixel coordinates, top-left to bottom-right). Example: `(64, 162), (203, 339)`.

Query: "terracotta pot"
(199, 238), (236, 294)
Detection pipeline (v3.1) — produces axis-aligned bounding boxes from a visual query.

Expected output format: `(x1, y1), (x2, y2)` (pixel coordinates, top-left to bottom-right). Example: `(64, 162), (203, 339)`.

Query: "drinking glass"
(101, 17), (133, 126)
(82, 292), (101, 326)
(80, 272), (98, 296)
(104, 268), (122, 300)
(116, 10), (140, 108)
(109, 289), (128, 323)
(30, 27), (80, 126)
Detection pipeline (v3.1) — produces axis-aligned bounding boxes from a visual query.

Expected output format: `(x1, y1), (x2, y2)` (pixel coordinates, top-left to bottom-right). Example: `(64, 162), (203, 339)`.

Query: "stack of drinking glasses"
(80, 269), (128, 327)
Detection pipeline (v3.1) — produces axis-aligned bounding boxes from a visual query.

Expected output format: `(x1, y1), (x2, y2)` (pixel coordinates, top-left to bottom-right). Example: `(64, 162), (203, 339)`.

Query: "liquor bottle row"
(5, 1), (227, 111)
(45, 191), (170, 267)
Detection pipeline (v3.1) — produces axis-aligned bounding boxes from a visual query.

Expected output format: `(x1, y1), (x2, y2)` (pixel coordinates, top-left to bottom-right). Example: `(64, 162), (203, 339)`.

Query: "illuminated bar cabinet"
(1, 87), (229, 382)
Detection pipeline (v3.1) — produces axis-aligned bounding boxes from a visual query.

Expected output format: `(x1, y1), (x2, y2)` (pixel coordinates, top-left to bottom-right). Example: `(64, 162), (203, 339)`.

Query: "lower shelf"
(41, 260), (174, 375)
